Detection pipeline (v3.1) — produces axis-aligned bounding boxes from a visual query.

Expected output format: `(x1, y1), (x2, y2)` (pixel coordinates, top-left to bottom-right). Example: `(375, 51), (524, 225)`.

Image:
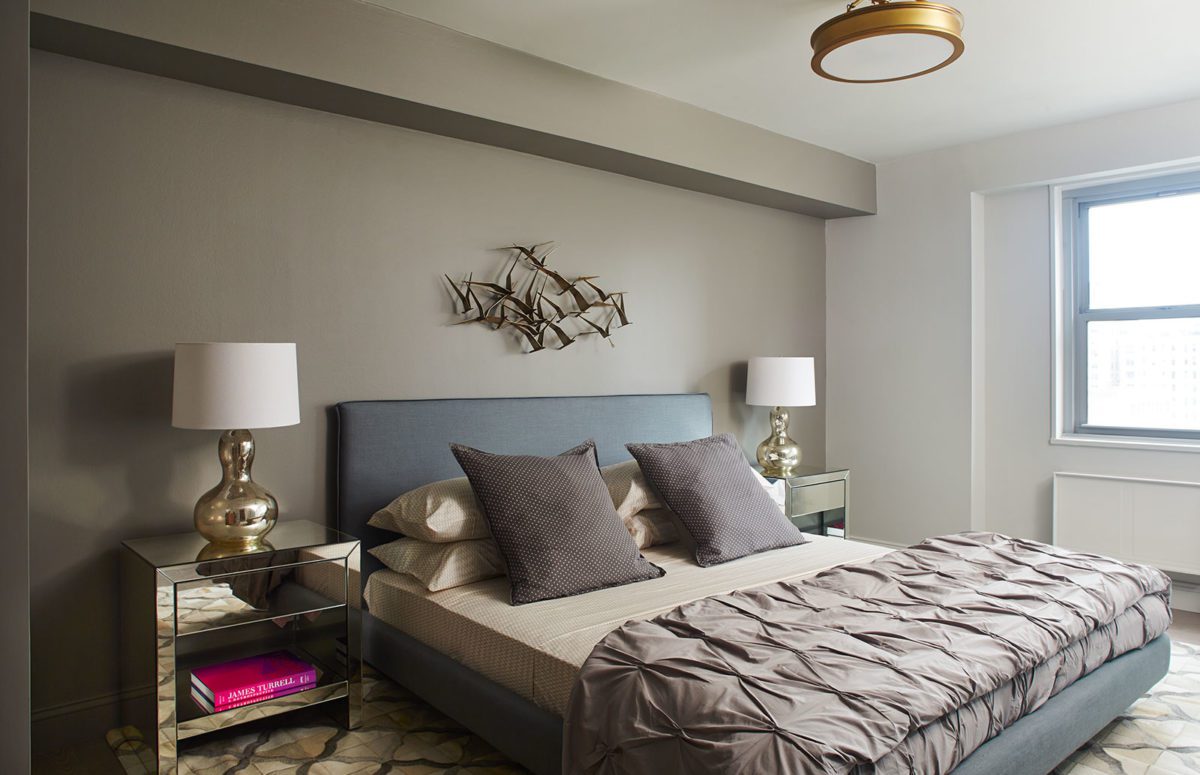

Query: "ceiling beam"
(30, 0), (876, 218)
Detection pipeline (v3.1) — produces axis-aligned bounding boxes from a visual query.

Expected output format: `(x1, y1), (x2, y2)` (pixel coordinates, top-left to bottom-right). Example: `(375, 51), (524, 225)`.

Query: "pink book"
(191, 680), (316, 714)
(191, 651), (318, 707)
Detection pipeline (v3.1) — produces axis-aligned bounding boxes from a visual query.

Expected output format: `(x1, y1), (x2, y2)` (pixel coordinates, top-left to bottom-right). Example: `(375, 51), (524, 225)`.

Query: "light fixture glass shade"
(811, 1), (965, 84)
(746, 357), (817, 408)
(172, 342), (300, 430)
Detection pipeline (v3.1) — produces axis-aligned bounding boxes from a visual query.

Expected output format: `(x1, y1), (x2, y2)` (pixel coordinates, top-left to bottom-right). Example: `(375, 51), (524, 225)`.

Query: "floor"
(1053, 639), (1199, 775)
(118, 668), (521, 775)
(34, 737), (124, 774)
(32, 609), (1200, 774)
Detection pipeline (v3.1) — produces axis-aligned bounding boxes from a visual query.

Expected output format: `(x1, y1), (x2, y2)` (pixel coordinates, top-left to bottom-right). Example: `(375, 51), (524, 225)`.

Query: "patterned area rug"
(107, 667), (523, 775)
(111, 642), (1199, 775)
(1055, 640), (1200, 775)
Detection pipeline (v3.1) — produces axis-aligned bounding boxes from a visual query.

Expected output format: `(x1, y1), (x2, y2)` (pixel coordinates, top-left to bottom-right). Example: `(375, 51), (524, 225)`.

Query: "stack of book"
(191, 651), (318, 714)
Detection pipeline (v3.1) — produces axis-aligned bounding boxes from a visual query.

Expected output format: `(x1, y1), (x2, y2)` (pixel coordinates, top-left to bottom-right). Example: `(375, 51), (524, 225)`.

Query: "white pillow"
(368, 476), (488, 542)
(601, 459), (663, 518)
(624, 508), (680, 549)
(370, 538), (504, 592)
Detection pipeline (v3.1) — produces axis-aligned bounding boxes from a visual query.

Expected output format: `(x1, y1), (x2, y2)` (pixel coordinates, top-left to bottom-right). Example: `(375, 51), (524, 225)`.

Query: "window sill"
(1051, 433), (1200, 453)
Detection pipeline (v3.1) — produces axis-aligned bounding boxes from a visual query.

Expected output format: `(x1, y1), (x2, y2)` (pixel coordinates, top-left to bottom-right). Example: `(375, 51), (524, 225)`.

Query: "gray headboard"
(334, 393), (713, 587)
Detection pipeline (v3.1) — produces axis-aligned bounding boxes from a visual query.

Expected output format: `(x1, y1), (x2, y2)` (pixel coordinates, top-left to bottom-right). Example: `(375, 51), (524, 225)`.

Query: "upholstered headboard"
(333, 393), (713, 588)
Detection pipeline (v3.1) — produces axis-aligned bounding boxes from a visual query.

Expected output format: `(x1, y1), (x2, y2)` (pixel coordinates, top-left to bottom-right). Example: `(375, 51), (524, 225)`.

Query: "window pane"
(1088, 190), (1200, 309)
(1086, 318), (1200, 432)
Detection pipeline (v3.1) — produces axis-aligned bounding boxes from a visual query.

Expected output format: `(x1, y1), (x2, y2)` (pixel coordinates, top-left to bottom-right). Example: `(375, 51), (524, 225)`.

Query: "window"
(1059, 172), (1200, 444)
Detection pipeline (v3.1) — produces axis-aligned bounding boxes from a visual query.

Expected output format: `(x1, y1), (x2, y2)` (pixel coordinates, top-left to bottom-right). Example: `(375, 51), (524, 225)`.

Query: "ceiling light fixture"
(811, 0), (965, 84)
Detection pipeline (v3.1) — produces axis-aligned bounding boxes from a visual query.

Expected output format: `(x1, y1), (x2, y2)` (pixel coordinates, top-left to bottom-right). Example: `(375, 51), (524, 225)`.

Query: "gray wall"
(29, 52), (827, 726)
(1, 0), (30, 771)
(825, 156), (974, 545)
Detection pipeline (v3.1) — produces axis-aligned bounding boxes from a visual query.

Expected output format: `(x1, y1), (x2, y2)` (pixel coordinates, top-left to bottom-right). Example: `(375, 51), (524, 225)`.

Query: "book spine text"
(193, 680), (316, 713)
(204, 669), (318, 706)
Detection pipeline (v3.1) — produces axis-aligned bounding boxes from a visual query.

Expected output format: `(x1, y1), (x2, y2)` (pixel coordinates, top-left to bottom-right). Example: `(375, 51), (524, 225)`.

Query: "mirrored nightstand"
(120, 520), (361, 774)
(761, 465), (850, 538)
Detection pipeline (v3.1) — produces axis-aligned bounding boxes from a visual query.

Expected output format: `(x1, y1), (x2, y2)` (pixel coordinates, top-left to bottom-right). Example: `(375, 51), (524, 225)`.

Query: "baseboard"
(33, 689), (135, 725)
(32, 685), (151, 724)
(32, 686), (152, 755)
(845, 534), (909, 549)
(1172, 579), (1200, 614)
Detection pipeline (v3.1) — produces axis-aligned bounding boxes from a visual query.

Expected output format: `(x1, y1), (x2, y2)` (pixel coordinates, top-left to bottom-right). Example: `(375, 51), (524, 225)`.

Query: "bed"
(333, 394), (1170, 775)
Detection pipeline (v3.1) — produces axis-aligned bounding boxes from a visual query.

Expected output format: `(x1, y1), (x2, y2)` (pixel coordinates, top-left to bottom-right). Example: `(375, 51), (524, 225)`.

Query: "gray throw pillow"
(626, 433), (806, 566)
(450, 440), (665, 605)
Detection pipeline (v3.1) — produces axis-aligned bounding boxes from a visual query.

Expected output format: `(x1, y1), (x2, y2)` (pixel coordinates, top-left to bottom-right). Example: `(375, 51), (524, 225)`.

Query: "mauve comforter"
(563, 533), (1171, 775)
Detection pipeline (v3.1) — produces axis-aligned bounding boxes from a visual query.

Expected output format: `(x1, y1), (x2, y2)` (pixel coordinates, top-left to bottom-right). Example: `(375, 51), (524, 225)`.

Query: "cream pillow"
(601, 459), (663, 518)
(368, 476), (488, 542)
(624, 508), (680, 549)
(370, 538), (504, 592)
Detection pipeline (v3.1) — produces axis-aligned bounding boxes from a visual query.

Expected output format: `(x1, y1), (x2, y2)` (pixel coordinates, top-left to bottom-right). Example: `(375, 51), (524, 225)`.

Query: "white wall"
(983, 187), (1200, 542)
(828, 98), (1200, 545)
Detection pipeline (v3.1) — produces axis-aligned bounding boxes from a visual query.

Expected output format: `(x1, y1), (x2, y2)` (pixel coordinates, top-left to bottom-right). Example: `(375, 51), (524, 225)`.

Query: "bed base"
(334, 396), (1170, 774)
(365, 611), (1169, 775)
(364, 614), (563, 774)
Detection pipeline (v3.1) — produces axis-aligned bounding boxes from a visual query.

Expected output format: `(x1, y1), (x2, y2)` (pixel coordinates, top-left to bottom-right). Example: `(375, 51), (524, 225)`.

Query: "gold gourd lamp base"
(756, 406), (803, 479)
(195, 538), (276, 562)
(194, 429), (279, 547)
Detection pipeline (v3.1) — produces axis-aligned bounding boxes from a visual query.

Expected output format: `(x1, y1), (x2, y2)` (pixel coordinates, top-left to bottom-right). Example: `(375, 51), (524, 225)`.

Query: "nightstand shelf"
(174, 644), (349, 738)
(177, 682), (350, 741)
(121, 520), (361, 773)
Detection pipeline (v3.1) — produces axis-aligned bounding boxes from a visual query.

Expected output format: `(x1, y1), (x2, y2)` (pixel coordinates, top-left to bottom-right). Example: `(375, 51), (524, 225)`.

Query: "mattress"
(364, 535), (891, 715)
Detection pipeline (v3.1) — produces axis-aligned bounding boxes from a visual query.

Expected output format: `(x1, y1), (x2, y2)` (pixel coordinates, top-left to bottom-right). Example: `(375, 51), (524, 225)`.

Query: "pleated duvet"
(563, 532), (1172, 774)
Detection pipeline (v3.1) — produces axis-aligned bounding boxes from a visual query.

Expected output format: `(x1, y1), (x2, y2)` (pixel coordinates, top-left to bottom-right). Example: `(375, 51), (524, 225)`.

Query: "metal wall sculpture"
(445, 243), (630, 352)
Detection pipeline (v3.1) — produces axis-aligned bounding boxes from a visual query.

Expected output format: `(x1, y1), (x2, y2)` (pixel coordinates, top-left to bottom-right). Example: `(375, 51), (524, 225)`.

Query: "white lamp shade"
(172, 342), (300, 430)
(746, 357), (817, 408)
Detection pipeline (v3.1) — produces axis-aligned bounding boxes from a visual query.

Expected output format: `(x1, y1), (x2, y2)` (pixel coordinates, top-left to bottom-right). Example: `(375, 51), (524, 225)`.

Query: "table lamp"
(746, 356), (816, 478)
(172, 342), (300, 546)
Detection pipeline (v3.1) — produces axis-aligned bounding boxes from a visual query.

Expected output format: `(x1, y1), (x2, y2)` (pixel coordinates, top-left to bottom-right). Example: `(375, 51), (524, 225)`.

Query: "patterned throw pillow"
(626, 433), (806, 566)
(367, 476), (488, 542)
(370, 537), (504, 592)
(451, 440), (665, 605)
(624, 508), (680, 549)
(601, 460), (663, 518)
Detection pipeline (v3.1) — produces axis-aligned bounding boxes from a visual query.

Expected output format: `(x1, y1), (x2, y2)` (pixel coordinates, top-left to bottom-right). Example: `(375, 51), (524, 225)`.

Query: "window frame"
(1055, 170), (1200, 449)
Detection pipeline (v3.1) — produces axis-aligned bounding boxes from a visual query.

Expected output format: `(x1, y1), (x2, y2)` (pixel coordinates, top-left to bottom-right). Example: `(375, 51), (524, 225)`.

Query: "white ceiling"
(364, 0), (1200, 162)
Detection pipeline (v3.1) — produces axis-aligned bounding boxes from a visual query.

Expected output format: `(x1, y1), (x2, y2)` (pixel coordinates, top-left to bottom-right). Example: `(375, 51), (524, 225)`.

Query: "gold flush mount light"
(812, 0), (965, 84)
